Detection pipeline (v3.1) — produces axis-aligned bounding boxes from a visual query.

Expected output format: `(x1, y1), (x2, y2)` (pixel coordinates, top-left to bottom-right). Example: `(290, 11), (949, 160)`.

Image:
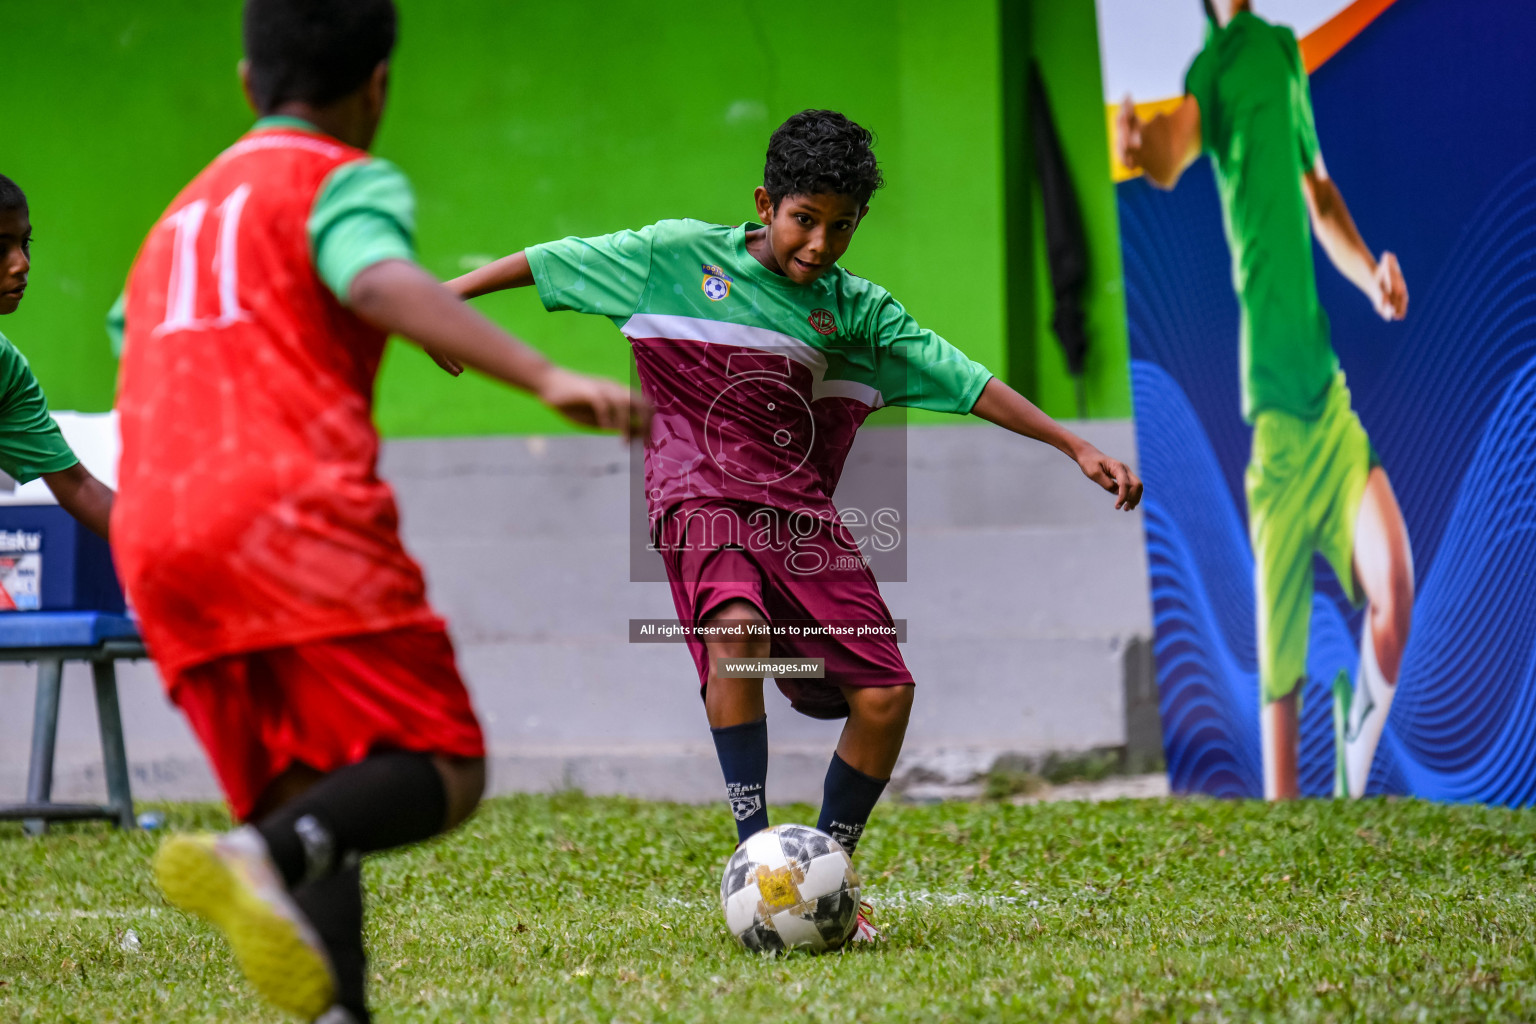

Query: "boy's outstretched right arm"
(349, 259), (649, 438)
(447, 252), (534, 298)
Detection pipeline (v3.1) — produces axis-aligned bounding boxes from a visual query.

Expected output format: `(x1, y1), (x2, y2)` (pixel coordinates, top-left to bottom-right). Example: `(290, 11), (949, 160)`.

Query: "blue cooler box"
(0, 505), (124, 613)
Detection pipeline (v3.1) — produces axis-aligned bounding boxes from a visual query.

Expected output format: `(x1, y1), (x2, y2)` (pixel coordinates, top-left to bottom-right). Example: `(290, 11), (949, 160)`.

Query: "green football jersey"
(1185, 11), (1335, 422)
(528, 218), (993, 518)
(0, 330), (77, 483)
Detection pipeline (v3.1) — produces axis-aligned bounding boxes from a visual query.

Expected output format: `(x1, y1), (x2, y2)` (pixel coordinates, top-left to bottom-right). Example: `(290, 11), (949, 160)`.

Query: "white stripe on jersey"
(812, 378), (884, 409)
(619, 312), (883, 408)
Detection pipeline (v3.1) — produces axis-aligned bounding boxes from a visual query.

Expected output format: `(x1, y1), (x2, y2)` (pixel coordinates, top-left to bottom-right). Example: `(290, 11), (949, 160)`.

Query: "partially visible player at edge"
(1117, 0), (1414, 799)
(0, 175), (114, 542)
(111, 2), (647, 1021)
(449, 109), (1142, 941)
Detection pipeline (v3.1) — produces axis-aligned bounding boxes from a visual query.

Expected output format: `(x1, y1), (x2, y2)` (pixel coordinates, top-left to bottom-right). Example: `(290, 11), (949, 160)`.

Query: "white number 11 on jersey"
(154, 184), (254, 336)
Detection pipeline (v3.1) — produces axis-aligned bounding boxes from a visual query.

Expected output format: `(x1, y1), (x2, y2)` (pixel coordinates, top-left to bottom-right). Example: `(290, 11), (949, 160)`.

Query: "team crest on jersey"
(702, 264), (733, 301)
(807, 308), (838, 335)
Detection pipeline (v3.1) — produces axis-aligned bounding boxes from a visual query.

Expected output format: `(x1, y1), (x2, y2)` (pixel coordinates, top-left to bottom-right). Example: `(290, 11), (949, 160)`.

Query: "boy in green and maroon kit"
(1117, 0), (1415, 799)
(113, 2), (646, 1020)
(452, 110), (1143, 940)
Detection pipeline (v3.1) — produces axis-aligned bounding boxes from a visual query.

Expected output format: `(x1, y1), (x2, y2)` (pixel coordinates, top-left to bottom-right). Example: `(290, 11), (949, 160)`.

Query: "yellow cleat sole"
(153, 834), (334, 1019)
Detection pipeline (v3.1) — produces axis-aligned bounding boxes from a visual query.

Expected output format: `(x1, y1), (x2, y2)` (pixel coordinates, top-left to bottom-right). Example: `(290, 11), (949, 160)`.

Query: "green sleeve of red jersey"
(105, 291), (126, 357)
(309, 158), (417, 304)
(864, 293), (993, 414)
(526, 223), (657, 320)
(0, 332), (78, 483)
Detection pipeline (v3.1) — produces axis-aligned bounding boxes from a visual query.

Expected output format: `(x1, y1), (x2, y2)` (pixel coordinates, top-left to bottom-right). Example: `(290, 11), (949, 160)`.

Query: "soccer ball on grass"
(720, 823), (861, 953)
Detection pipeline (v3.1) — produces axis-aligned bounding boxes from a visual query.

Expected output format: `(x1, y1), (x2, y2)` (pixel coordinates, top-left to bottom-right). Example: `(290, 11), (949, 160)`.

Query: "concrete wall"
(0, 422), (1151, 807)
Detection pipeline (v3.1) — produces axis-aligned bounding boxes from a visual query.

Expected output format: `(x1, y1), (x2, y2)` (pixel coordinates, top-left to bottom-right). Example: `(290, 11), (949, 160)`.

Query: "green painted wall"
(3, 0), (1018, 436)
(1019, 0), (1133, 420)
(3, 0), (1125, 435)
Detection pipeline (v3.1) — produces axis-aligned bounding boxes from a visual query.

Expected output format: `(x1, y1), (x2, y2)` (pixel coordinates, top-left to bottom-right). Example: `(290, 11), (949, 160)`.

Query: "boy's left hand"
(426, 349), (464, 376)
(1076, 445), (1143, 511)
(536, 366), (653, 442)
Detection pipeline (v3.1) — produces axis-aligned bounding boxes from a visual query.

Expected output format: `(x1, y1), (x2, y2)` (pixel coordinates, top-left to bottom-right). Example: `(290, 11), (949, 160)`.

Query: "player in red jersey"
(113, 2), (647, 1021)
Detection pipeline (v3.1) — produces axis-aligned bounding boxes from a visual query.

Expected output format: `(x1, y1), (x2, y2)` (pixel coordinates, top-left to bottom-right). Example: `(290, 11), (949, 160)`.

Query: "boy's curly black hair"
(0, 174), (25, 214)
(763, 110), (885, 208)
(243, 0), (397, 112)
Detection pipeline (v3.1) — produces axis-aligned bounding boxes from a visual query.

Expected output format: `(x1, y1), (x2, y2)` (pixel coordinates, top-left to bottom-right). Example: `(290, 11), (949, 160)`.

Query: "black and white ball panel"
(720, 824), (861, 953)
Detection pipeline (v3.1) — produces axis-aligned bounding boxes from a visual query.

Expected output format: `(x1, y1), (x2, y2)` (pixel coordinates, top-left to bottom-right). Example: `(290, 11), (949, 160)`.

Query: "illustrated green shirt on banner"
(1185, 11), (1334, 423)
(0, 330), (78, 483)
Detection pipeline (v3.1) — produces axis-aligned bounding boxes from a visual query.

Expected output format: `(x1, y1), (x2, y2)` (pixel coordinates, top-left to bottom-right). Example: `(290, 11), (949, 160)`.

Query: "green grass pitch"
(3, 793), (1535, 1022)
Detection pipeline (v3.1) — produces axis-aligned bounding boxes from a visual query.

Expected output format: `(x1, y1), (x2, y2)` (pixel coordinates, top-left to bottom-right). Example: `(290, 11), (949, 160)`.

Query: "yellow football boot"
(154, 827), (335, 1018)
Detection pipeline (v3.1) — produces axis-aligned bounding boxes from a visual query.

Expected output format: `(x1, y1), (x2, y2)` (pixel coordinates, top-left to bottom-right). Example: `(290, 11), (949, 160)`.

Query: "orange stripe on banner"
(1106, 0), (1400, 182)
(1300, 0), (1399, 72)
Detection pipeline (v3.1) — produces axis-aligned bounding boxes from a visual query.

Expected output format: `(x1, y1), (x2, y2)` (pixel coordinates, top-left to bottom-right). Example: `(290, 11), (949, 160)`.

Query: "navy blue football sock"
(817, 753), (888, 856)
(712, 717), (770, 843)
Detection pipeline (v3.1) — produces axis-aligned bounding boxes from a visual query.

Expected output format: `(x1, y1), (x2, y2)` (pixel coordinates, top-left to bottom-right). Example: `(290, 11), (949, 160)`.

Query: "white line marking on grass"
(659, 889), (1044, 911)
(866, 890), (1041, 910)
(22, 908), (163, 921)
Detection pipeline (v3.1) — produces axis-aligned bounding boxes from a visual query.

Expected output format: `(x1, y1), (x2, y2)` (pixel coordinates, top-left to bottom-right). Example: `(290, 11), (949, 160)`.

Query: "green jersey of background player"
(0, 174), (114, 541)
(1117, 0), (1414, 800)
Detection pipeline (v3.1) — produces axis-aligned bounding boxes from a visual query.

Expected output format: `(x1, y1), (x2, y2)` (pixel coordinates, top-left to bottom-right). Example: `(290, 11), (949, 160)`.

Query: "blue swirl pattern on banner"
(1119, 0), (1536, 805)
(1125, 151), (1536, 803)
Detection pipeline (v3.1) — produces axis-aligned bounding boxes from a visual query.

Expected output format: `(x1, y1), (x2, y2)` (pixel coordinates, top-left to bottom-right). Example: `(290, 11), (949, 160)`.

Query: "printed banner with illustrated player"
(1096, 0), (1536, 802)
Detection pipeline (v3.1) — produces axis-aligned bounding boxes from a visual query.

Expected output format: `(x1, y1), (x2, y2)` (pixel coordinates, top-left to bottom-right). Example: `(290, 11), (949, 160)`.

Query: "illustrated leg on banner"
(1339, 466), (1415, 797)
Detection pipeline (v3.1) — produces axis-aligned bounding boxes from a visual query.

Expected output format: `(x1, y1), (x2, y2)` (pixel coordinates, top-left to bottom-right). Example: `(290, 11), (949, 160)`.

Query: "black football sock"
(293, 863), (370, 1023)
(711, 717), (770, 843)
(256, 751), (447, 888)
(817, 752), (888, 856)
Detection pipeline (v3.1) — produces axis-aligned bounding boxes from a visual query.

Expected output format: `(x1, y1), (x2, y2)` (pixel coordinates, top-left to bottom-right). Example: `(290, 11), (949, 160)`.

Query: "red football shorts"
(168, 625), (485, 821)
(657, 498), (913, 720)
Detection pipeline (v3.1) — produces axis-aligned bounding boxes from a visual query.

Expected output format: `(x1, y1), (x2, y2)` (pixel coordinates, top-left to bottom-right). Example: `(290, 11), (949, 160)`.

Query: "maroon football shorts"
(656, 498), (913, 719)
